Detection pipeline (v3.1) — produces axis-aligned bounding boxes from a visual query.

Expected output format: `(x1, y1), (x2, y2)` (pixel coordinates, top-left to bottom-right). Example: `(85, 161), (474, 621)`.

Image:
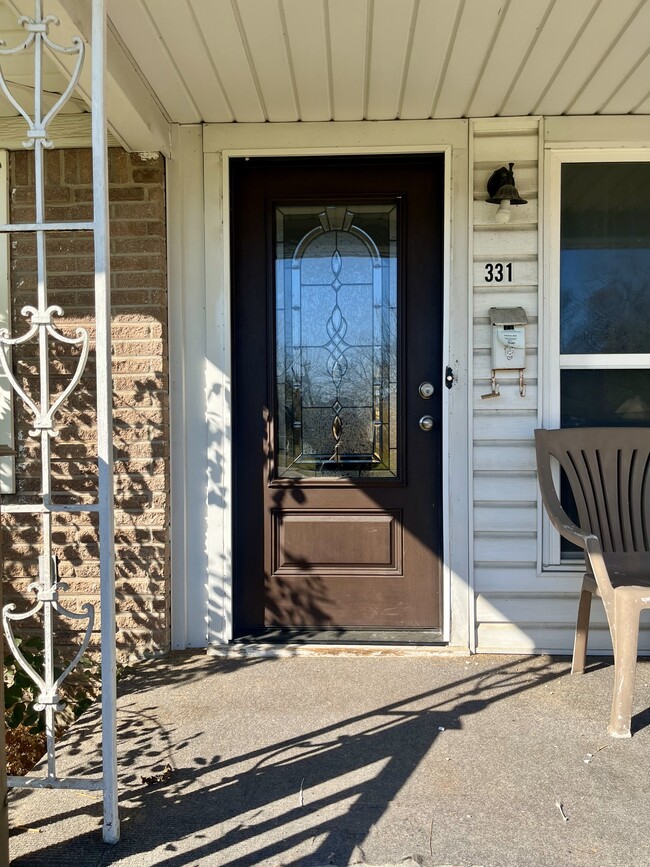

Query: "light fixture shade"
(486, 163), (527, 205)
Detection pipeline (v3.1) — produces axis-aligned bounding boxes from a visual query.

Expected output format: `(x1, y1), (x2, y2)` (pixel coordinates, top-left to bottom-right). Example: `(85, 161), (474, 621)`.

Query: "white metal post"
(92, 0), (119, 844)
(0, 0), (119, 844)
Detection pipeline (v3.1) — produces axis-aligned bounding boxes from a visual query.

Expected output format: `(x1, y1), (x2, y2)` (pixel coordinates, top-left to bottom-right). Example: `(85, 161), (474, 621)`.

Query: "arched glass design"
(275, 203), (398, 479)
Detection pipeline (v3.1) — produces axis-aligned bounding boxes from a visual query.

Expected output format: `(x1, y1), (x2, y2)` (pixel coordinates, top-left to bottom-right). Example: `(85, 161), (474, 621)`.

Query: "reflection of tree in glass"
(278, 301), (396, 475)
(275, 206), (398, 477)
(561, 253), (650, 354)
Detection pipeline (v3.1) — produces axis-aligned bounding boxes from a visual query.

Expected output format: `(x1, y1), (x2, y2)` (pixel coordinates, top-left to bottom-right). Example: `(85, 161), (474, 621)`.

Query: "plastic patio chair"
(535, 427), (650, 738)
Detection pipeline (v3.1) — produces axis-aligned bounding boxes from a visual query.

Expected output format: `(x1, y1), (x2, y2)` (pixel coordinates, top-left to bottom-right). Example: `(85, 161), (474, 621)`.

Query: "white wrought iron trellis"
(0, 0), (118, 842)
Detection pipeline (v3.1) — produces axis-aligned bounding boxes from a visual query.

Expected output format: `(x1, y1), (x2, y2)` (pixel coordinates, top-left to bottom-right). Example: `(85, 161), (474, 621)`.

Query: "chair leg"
(571, 587), (592, 675)
(608, 599), (640, 738)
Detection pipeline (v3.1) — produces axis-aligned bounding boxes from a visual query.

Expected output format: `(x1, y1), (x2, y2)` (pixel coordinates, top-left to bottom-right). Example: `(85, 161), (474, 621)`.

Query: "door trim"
(196, 120), (470, 650)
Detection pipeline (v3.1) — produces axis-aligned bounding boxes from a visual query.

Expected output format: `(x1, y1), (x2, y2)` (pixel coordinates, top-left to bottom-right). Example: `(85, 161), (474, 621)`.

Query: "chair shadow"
(632, 706), (650, 735)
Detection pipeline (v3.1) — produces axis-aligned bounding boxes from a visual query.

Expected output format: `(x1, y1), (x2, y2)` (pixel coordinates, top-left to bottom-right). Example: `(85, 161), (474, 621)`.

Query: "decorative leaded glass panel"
(275, 203), (398, 479)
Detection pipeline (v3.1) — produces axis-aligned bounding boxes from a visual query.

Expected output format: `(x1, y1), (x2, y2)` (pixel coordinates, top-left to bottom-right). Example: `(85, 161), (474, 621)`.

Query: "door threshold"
(234, 628), (445, 645)
(207, 628), (471, 659)
(208, 641), (468, 659)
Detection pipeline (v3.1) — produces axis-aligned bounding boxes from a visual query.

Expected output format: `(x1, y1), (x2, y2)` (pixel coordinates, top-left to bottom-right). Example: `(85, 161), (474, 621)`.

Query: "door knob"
(419, 415), (435, 431)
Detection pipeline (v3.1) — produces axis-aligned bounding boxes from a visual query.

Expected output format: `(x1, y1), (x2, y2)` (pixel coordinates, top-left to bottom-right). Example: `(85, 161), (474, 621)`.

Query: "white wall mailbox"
(490, 307), (527, 369)
(482, 307), (529, 399)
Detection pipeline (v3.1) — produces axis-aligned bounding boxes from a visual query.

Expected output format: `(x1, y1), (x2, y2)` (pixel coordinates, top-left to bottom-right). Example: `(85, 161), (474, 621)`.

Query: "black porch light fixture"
(486, 162), (527, 224)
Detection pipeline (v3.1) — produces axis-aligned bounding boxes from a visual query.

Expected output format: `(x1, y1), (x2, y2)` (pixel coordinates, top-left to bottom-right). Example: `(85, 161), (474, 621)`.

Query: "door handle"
(445, 366), (454, 389)
(419, 415), (435, 432)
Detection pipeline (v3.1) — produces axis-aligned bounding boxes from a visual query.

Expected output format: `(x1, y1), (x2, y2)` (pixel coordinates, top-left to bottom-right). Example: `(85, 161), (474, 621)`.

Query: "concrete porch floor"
(7, 650), (650, 866)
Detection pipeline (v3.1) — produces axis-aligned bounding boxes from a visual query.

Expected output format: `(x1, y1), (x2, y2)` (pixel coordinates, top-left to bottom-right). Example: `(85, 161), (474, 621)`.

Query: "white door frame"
(169, 120), (472, 651)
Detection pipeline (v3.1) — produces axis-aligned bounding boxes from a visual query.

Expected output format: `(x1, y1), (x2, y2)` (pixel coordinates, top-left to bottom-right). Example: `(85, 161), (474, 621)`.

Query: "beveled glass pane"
(560, 162), (650, 354)
(275, 203), (398, 479)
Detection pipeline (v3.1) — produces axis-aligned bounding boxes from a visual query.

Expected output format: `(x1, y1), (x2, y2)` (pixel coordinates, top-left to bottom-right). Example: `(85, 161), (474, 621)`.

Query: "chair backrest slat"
(638, 449), (650, 551)
(535, 428), (650, 555)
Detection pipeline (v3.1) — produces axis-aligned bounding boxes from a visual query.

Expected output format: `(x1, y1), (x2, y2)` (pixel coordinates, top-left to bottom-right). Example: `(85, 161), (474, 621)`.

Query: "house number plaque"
(484, 263), (513, 283)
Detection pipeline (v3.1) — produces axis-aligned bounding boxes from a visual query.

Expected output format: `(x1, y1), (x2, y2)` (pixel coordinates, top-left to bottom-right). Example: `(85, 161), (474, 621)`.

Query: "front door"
(231, 155), (444, 638)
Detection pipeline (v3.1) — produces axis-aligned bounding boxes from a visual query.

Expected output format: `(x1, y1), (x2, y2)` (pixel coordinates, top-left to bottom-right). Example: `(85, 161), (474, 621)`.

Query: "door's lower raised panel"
(272, 509), (403, 577)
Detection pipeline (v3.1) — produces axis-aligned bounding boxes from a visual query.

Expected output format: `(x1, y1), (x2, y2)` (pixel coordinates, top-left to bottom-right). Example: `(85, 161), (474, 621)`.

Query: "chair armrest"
(545, 502), (597, 551)
(535, 437), (599, 551)
(583, 537), (617, 602)
(538, 470), (612, 596)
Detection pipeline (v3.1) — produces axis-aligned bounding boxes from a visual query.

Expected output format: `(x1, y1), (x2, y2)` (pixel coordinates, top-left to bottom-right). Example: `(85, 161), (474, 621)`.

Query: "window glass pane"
(275, 203), (398, 480)
(560, 369), (650, 428)
(560, 369), (650, 558)
(560, 163), (650, 354)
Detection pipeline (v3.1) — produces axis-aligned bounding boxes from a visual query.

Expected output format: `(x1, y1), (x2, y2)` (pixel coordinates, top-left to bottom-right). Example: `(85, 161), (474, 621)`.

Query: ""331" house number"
(484, 263), (513, 283)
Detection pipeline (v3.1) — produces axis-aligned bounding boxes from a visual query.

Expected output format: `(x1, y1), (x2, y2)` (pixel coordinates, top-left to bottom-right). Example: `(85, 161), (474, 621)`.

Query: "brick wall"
(3, 147), (170, 661)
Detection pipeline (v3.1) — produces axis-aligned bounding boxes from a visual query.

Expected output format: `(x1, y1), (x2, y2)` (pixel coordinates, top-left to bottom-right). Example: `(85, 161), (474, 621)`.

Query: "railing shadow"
(9, 654), (569, 866)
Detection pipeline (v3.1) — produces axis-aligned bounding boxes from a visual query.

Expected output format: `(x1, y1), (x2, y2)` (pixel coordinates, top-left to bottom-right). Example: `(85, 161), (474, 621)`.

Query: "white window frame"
(0, 149), (15, 493)
(541, 147), (650, 570)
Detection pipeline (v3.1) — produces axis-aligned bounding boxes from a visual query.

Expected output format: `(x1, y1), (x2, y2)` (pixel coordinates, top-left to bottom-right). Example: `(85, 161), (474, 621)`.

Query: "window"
(544, 152), (650, 566)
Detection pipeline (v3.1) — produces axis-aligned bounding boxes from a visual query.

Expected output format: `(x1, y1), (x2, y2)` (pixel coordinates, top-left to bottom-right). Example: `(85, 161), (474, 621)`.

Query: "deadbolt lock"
(418, 381), (435, 399)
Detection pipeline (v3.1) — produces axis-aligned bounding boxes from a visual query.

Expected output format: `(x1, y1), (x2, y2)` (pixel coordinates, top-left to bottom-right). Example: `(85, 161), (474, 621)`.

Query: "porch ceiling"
(108, 0), (650, 124)
(0, 0), (649, 153)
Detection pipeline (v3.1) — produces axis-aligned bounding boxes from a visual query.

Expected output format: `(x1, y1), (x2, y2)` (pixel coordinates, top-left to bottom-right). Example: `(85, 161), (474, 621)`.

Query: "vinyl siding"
(471, 118), (650, 654)
(471, 119), (555, 653)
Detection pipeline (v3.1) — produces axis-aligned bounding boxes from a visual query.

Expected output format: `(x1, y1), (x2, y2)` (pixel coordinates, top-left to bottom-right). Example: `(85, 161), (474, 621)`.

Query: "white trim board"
(203, 120), (468, 153)
(544, 116), (650, 149)
(0, 150), (15, 492)
(174, 119), (472, 650)
(167, 124), (209, 649)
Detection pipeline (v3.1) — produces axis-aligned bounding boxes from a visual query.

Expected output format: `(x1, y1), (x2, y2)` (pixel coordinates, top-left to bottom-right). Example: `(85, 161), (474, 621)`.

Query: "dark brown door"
(231, 155), (444, 637)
